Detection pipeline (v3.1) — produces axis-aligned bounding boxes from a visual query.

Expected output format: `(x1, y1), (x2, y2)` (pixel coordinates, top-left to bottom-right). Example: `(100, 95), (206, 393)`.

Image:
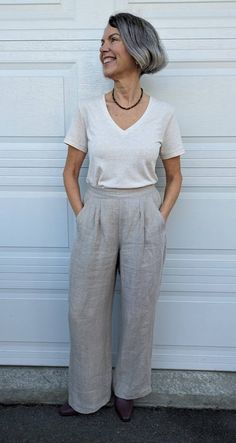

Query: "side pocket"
(76, 188), (89, 223)
(158, 208), (166, 226)
(76, 205), (85, 222)
(152, 190), (166, 228)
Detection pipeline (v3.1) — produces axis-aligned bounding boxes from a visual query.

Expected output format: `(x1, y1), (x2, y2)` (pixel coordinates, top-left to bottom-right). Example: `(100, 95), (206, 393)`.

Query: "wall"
(0, 0), (235, 370)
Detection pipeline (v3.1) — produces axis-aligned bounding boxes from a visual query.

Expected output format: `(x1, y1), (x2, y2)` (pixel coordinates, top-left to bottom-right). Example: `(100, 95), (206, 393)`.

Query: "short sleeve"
(159, 109), (185, 160)
(64, 105), (88, 153)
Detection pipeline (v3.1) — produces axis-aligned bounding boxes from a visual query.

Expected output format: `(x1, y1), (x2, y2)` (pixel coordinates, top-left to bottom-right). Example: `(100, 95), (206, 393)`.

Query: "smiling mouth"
(103, 57), (116, 65)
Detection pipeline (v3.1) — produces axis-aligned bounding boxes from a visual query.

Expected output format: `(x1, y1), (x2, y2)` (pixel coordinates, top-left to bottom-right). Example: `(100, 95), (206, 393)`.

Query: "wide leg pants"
(68, 183), (167, 414)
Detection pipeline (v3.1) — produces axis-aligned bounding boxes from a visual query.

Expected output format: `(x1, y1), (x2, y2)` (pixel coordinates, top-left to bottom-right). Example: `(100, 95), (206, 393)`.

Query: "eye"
(99, 37), (120, 48)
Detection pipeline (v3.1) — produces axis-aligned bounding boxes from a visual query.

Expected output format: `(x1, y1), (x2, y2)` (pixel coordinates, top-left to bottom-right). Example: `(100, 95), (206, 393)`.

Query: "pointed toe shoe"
(114, 395), (134, 422)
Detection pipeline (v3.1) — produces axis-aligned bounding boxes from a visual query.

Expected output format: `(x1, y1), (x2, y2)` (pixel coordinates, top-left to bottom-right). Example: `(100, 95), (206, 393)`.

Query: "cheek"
(118, 49), (134, 65)
(122, 49), (136, 65)
(118, 44), (131, 59)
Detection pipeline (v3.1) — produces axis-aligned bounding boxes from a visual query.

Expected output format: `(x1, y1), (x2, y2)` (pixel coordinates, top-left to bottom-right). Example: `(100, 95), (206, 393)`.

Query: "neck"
(112, 77), (142, 107)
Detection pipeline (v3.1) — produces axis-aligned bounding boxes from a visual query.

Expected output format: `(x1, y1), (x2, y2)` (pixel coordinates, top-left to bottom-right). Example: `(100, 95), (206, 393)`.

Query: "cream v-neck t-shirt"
(64, 94), (185, 189)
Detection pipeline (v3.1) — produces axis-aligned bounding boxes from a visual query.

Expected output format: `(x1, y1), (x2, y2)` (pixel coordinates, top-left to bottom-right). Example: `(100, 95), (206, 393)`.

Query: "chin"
(103, 69), (116, 79)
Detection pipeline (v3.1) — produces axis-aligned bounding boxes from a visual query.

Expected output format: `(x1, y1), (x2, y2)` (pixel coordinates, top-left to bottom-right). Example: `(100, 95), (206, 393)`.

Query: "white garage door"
(0, 0), (235, 370)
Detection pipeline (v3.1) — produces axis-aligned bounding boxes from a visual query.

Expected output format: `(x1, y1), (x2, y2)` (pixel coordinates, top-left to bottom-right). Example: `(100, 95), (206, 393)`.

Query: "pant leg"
(68, 190), (119, 413)
(112, 188), (166, 399)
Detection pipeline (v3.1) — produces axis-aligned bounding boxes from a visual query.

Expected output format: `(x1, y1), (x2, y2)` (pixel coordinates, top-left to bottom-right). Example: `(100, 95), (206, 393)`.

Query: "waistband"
(86, 183), (158, 198)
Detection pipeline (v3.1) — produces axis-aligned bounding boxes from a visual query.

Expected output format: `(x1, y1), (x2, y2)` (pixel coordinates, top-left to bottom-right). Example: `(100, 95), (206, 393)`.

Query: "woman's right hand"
(75, 203), (84, 218)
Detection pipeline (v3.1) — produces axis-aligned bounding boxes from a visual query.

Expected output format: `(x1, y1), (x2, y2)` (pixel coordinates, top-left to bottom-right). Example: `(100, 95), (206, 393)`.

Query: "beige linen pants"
(68, 183), (167, 414)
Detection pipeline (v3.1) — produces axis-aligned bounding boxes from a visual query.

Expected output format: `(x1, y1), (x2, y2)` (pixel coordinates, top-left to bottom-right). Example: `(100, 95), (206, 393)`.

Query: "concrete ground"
(0, 403), (236, 443)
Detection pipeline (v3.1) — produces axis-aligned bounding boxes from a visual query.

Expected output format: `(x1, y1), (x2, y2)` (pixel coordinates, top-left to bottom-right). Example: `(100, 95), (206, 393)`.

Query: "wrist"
(75, 202), (83, 216)
(159, 208), (169, 221)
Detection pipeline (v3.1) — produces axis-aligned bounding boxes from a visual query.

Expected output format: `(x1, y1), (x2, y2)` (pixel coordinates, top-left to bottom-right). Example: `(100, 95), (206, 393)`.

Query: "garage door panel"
(166, 194), (236, 250)
(154, 300), (236, 348)
(0, 193), (68, 248)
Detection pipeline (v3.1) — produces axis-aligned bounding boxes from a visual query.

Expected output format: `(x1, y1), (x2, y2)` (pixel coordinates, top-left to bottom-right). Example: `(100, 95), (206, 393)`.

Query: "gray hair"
(108, 12), (168, 77)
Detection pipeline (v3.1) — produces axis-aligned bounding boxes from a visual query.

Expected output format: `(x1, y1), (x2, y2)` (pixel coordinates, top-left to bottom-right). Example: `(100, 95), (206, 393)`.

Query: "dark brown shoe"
(59, 402), (80, 416)
(114, 395), (134, 422)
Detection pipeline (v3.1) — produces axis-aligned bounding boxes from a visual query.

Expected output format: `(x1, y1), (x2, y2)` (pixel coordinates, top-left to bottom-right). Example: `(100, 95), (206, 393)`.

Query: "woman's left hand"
(160, 210), (168, 223)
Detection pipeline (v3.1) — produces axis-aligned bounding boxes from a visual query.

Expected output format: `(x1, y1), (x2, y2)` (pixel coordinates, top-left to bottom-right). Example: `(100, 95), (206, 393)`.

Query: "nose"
(100, 40), (110, 53)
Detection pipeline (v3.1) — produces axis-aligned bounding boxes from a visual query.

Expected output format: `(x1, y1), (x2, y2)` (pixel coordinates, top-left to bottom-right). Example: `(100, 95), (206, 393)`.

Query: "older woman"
(60, 12), (184, 421)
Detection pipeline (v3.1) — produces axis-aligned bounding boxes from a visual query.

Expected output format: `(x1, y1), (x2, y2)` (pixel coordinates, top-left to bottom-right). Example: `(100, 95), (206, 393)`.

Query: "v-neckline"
(101, 93), (153, 134)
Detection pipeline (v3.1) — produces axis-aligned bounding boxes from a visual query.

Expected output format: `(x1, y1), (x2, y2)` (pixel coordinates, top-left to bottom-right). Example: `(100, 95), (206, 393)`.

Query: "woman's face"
(99, 24), (138, 79)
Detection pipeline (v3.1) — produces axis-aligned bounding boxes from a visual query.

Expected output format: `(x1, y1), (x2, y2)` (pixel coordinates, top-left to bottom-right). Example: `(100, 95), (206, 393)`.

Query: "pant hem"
(114, 387), (152, 400)
(68, 393), (111, 414)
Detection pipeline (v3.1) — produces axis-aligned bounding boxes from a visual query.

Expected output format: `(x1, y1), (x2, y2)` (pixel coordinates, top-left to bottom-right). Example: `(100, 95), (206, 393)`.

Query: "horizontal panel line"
(0, 166), (64, 167)
(167, 249), (236, 252)
(130, 0), (236, 2)
(2, 37), (236, 42)
(0, 297), (67, 301)
(2, 163), (236, 165)
(2, 47), (236, 51)
(2, 26), (236, 31)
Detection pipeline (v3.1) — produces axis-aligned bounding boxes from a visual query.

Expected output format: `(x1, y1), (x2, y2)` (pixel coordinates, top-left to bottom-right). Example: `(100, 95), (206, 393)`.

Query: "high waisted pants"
(68, 183), (167, 414)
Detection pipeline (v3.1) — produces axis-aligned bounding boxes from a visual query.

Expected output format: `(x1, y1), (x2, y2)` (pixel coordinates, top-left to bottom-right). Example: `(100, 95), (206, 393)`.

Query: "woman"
(60, 12), (185, 421)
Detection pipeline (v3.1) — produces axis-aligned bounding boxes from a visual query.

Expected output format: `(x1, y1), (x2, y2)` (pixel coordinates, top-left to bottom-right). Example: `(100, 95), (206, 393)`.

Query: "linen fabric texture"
(64, 94), (185, 189)
(68, 184), (167, 413)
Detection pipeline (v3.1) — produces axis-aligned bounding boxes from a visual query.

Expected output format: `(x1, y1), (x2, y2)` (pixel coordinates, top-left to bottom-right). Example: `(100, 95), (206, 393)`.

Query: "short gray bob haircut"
(108, 12), (168, 76)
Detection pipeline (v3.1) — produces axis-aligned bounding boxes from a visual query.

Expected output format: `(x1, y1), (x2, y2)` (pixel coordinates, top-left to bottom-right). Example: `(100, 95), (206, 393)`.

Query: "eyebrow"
(100, 33), (120, 43)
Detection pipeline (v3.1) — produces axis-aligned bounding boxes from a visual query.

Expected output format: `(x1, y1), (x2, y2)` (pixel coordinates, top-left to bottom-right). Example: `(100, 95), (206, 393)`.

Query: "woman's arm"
(63, 145), (87, 216)
(159, 155), (183, 222)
